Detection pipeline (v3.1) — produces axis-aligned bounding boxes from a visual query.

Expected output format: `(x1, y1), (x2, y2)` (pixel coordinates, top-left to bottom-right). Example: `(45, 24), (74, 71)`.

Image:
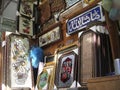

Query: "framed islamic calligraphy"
(55, 51), (77, 88)
(66, 5), (104, 34)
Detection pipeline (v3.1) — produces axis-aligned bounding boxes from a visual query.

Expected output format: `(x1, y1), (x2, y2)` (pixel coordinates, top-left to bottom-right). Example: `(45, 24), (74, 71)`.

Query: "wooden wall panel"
(43, 21), (78, 55)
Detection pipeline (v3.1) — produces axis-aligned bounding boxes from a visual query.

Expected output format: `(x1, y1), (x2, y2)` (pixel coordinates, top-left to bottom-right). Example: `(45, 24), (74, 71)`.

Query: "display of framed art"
(17, 16), (34, 36)
(18, 0), (34, 18)
(44, 55), (55, 66)
(6, 34), (33, 89)
(39, 24), (62, 47)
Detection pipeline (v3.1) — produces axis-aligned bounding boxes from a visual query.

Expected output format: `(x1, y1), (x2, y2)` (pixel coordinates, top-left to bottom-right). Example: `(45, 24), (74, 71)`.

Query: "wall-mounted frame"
(55, 51), (77, 88)
(54, 42), (78, 88)
(44, 55), (55, 66)
(41, 17), (56, 33)
(39, 24), (62, 47)
(37, 66), (55, 90)
(65, 0), (80, 9)
(18, 0), (34, 18)
(6, 34), (33, 89)
(17, 16), (34, 36)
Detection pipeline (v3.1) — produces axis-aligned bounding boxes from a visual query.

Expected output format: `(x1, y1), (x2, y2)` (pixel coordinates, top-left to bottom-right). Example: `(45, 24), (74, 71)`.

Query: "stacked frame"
(17, 0), (35, 36)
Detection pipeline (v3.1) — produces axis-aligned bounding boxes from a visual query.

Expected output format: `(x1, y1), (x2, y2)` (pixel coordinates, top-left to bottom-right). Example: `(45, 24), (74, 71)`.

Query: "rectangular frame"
(65, 0), (80, 9)
(55, 43), (78, 88)
(6, 34), (33, 89)
(66, 5), (103, 35)
(37, 65), (55, 90)
(39, 24), (62, 47)
(44, 55), (55, 66)
(18, 0), (34, 18)
(17, 16), (34, 36)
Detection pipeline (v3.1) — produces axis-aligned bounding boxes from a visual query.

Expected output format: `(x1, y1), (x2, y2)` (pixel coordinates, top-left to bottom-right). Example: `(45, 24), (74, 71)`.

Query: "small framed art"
(17, 16), (34, 36)
(18, 0), (34, 18)
(39, 24), (62, 47)
(37, 66), (55, 90)
(44, 55), (55, 66)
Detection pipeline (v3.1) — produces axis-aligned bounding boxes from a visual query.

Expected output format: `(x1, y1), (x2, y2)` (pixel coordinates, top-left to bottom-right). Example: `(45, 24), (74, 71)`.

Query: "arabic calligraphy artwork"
(19, 0), (33, 18)
(18, 16), (33, 36)
(67, 5), (103, 34)
(7, 34), (32, 89)
(55, 51), (77, 88)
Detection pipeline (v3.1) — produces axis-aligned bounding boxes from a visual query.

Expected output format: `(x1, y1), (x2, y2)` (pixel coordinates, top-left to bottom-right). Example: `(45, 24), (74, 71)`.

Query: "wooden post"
(105, 11), (120, 59)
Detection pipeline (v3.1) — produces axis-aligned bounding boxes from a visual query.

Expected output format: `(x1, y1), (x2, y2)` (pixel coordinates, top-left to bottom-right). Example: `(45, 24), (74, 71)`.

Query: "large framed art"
(55, 43), (78, 88)
(6, 34), (33, 89)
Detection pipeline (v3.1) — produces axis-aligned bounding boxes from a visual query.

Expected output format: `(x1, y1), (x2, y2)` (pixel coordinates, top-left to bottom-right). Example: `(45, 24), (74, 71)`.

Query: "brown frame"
(38, 23), (62, 47)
